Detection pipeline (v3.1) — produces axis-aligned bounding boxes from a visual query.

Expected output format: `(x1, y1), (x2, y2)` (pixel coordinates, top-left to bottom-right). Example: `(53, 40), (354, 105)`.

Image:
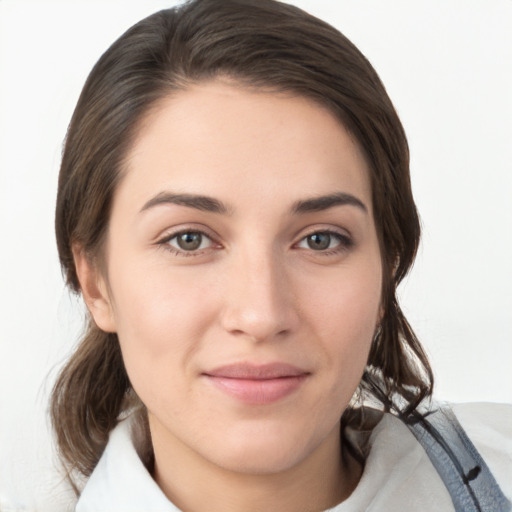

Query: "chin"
(202, 423), (325, 475)
(214, 446), (306, 475)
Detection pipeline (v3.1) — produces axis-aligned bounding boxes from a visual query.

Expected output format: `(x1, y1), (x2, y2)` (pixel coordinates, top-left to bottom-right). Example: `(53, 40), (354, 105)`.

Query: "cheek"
(110, 259), (213, 340)
(304, 258), (381, 335)
(106, 261), (219, 396)
(301, 259), (381, 381)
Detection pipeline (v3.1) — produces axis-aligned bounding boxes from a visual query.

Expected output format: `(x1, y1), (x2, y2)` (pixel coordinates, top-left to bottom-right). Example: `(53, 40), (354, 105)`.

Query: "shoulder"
(334, 402), (512, 512)
(451, 401), (512, 436)
(451, 402), (512, 499)
(337, 409), (453, 511)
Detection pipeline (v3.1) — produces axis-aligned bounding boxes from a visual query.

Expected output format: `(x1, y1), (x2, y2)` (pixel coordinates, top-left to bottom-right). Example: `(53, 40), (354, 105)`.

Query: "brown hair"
(52, 0), (433, 482)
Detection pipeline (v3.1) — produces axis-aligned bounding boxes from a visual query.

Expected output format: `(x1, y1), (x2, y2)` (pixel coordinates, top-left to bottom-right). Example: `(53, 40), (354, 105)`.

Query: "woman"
(49, 0), (510, 510)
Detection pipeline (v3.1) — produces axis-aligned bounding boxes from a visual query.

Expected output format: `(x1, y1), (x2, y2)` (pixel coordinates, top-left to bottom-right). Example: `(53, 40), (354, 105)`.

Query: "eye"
(303, 232), (336, 251)
(165, 231), (213, 252)
(296, 231), (352, 252)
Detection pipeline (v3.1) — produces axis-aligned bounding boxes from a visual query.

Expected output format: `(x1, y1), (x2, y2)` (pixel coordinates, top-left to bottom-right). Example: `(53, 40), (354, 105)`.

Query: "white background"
(1, 0), (511, 509)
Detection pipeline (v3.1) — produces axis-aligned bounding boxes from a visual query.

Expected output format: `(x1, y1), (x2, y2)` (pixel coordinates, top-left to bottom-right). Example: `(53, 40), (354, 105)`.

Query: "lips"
(203, 363), (309, 405)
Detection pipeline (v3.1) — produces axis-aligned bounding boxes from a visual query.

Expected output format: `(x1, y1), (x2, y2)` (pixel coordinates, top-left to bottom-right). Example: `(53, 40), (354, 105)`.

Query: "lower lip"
(204, 375), (307, 405)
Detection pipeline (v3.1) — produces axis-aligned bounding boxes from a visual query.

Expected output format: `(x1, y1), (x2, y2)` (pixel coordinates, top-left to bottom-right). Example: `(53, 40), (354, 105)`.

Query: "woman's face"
(89, 81), (382, 476)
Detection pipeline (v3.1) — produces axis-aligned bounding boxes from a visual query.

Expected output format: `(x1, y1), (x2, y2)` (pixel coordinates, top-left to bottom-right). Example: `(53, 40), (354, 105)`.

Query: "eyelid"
(294, 224), (352, 242)
(293, 225), (354, 253)
(156, 224), (222, 256)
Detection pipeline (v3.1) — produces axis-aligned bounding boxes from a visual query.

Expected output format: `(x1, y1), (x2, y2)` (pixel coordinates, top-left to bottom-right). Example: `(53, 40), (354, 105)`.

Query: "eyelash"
(157, 228), (218, 257)
(296, 230), (354, 256)
(156, 228), (353, 257)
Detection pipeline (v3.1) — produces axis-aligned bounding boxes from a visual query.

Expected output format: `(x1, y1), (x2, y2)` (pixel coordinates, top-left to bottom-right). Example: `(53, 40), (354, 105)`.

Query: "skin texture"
(75, 81), (383, 512)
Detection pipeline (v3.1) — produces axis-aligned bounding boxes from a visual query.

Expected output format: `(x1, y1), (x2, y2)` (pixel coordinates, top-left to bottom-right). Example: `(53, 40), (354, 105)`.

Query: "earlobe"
(72, 244), (117, 333)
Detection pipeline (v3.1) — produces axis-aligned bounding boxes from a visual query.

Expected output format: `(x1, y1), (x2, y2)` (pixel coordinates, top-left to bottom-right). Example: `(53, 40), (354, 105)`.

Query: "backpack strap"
(404, 405), (511, 512)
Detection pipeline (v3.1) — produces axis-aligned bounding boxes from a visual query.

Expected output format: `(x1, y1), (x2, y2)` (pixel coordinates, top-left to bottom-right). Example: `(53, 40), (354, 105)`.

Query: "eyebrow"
(139, 190), (367, 216)
(292, 192), (368, 214)
(140, 192), (229, 214)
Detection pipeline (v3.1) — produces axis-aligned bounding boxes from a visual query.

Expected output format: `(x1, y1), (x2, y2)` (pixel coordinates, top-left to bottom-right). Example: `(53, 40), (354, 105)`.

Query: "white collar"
(76, 411), (452, 511)
(75, 417), (178, 511)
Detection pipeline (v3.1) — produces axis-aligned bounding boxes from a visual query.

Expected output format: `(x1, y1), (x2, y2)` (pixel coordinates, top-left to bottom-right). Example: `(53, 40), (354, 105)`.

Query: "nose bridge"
(221, 241), (296, 341)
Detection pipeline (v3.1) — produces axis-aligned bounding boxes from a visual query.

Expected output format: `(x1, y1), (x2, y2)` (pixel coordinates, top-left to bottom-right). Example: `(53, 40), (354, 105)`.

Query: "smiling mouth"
(203, 363), (310, 405)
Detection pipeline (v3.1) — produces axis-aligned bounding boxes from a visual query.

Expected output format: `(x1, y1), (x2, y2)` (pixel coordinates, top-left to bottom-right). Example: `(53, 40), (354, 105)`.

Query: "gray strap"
(405, 406), (511, 512)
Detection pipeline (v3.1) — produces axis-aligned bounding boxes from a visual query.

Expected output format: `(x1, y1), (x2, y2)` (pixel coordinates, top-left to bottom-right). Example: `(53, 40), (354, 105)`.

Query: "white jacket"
(73, 402), (512, 512)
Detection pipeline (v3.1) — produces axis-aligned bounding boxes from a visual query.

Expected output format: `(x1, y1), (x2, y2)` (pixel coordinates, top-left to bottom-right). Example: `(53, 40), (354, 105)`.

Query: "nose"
(220, 247), (299, 343)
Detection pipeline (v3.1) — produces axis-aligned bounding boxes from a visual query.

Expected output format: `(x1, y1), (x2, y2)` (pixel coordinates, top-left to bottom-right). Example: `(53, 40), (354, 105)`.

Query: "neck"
(149, 419), (361, 512)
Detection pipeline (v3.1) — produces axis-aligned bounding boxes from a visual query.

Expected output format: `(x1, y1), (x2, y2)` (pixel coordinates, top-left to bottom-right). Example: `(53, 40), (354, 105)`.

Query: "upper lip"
(203, 362), (309, 380)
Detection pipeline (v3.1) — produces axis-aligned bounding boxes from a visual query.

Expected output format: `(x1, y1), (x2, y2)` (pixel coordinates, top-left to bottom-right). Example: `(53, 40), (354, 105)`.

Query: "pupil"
(308, 233), (330, 250)
(177, 232), (202, 251)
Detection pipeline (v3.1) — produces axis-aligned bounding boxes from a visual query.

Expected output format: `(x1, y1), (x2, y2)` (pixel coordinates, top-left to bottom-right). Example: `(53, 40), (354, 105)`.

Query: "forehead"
(119, 80), (372, 215)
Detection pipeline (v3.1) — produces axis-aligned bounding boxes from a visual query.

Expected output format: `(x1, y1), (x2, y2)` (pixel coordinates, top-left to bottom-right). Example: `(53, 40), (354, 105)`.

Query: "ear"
(72, 244), (117, 333)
